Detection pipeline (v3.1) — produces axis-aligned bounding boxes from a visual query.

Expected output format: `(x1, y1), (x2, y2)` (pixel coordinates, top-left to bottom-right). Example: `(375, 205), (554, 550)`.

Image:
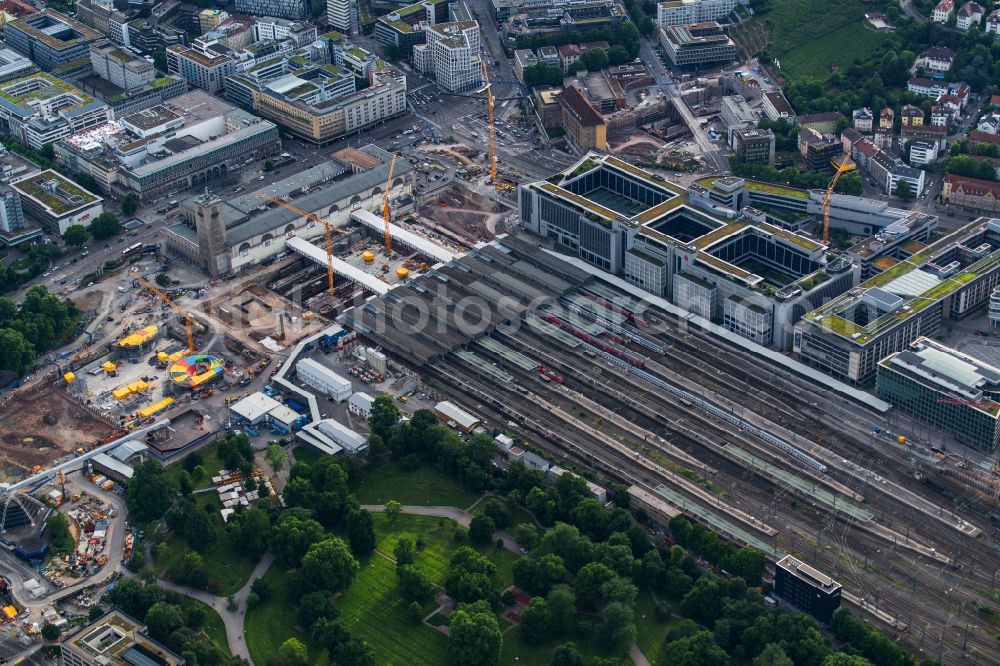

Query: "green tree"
(152, 48), (167, 71)
(184, 509), (218, 552)
(573, 562), (615, 609)
(266, 443), (287, 473)
(228, 507), (271, 553)
(41, 623), (61, 641)
(121, 195), (139, 216)
(510, 524), (540, 550)
(546, 584), (577, 634)
(753, 643), (795, 666)
(271, 514), (325, 568)
(368, 395), (401, 440)
(47, 511), (74, 553)
(551, 642), (584, 666)
(520, 597), (550, 643)
(895, 179), (914, 200)
(601, 601), (637, 650)
(270, 637), (309, 666)
(449, 600), (502, 666)
(385, 500), (403, 520)
(296, 591), (337, 628)
(89, 212), (121, 240)
(126, 459), (174, 523)
(608, 45), (630, 66)
(346, 508), (376, 556)
(468, 515), (495, 545)
(393, 535), (417, 568)
(383, 43), (401, 60)
(301, 538), (360, 593)
(821, 655), (871, 666)
(175, 551), (208, 588)
(63, 224), (88, 247)
(397, 564), (435, 603)
(144, 601), (185, 643)
(0, 328), (35, 374)
(445, 547), (497, 603)
(662, 630), (729, 666)
(154, 273), (171, 288)
(581, 48), (608, 72)
(264, 160), (274, 172)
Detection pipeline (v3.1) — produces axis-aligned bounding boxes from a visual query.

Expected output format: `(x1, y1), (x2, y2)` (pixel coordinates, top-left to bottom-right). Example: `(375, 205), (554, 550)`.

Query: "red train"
(541, 314), (646, 369)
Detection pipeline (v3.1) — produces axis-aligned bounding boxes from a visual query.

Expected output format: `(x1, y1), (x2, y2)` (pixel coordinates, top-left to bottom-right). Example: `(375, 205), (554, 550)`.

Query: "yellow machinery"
(383, 153), (397, 254)
(480, 59), (497, 185)
(139, 397), (174, 418)
(136, 276), (194, 353)
(63, 371), (75, 384)
(259, 194), (336, 297)
(822, 156), (853, 245)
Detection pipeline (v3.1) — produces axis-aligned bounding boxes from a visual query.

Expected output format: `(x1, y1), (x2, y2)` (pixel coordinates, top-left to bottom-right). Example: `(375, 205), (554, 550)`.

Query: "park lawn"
(634, 589), (681, 665)
(778, 21), (886, 80)
(165, 441), (227, 490)
(353, 462), (482, 509)
(336, 553), (448, 666)
(156, 533), (257, 596)
(499, 625), (565, 666)
(244, 562), (329, 666)
(174, 596), (230, 656)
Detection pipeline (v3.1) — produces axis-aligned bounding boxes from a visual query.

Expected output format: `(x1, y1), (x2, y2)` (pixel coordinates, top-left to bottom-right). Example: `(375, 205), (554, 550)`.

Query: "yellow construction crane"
(382, 153), (397, 254)
(258, 194), (335, 298)
(136, 275), (195, 353)
(480, 59), (497, 185)
(823, 156), (853, 246)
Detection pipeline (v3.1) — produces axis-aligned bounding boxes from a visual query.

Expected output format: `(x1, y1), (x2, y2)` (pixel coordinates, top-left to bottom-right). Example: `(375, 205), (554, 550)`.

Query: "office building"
(412, 21), (481, 92)
(297, 358), (352, 401)
(11, 170), (104, 236)
(658, 22), (735, 68)
(519, 157), (852, 348)
(797, 128), (842, 172)
(164, 145), (414, 273)
(877, 337), (1000, 452)
(720, 94), (757, 135)
(253, 17), (318, 46)
(375, 0), (450, 57)
(5, 10), (102, 73)
(89, 41), (154, 93)
(327, 0), (356, 34)
(868, 148), (925, 196)
(557, 85), (607, 152)
(846, 210), (939, 279)
(167, 44), (235, 95)
(250, 66), (406, 144)
(59, 609), (184, 666)
(762, 90), (795, 123)
(0, 73), (113, 150)
(731, 127), (774, 165)
(657, 0), (737, 26)
(796, 217), (1000, 385)
(774, 555), (842, 624)
(0, 48), (36, 84)
(236, 0), (308, 20)
(909, 140), (939, 166)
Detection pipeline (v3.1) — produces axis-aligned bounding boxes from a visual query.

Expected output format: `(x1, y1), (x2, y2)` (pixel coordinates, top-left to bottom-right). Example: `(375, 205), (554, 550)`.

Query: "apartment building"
(167, 44), (235, 94)
(235, 0), (309, 21)
(557, 85), (607, 152)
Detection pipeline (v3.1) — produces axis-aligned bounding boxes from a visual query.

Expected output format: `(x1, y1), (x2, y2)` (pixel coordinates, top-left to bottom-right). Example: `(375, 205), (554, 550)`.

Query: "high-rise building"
(0, 183), (25, 234)
(327, 0), (356, 34)
(194, 191), (228, 277)
(235, 0), (308, 20)
(774, 555), (842, 623)
(89, 40), (154, 93)
(411, 21), (480, 92)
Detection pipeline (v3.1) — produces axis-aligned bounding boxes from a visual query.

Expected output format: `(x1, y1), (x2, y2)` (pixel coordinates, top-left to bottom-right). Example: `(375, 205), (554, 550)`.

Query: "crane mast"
(383, 153), (397, 254)
(823, 156), (853, 245)
(481, 59), (497, 184)
(135, 275), (194, 353)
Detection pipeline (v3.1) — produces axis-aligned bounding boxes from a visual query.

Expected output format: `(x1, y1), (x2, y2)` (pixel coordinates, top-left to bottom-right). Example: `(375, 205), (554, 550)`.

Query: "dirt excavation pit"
(419, 184), (511, 245)
(0, 388), (113, 479)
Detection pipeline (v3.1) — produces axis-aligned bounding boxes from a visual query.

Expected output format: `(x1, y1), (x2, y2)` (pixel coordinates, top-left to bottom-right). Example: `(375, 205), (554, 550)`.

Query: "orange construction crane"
(383, 153), (397, 254)
(822, 156), (853, 245)
(258, 194), (335, 297)
(136, 275), (195, 353)
(480, 59), (497, 184)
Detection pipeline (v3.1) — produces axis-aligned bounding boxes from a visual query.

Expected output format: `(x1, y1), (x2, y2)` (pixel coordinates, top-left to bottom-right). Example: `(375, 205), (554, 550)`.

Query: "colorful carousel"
(169, 354), (224, 389)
